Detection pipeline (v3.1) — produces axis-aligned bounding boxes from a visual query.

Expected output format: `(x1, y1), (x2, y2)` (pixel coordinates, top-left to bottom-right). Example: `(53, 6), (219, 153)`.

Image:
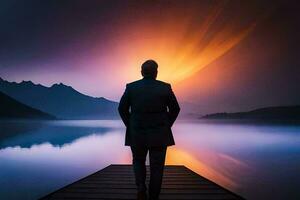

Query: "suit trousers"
(130, 145), (167, 200)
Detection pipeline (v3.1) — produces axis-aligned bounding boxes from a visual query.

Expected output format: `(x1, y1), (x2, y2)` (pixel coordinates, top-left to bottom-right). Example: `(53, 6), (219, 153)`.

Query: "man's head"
(141, 60), (158, 79)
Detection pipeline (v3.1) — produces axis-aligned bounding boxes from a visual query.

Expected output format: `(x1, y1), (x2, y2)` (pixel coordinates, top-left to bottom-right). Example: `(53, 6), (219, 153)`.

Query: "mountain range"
(0, 78), (119, 119)
(0, 91), (55, 119)
(1, 77), (299, 121)
(202, 105), (300, 120)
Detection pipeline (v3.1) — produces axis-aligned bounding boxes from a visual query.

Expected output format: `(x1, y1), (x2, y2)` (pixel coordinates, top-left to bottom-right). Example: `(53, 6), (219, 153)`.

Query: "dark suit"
(118, 76), (180, 200)
(118, 76), (180, 147)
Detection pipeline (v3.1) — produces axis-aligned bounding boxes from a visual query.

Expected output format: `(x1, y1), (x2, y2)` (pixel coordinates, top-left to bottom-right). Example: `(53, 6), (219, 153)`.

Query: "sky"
(0, 0), (299, 114)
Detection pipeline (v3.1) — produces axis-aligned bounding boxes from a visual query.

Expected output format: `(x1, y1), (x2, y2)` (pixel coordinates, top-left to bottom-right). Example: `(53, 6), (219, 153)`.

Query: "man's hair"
(141, 60), (158, 78)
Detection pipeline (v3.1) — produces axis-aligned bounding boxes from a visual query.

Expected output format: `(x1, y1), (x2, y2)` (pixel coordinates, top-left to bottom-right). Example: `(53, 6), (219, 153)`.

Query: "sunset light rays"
(106, 1), (260, 87)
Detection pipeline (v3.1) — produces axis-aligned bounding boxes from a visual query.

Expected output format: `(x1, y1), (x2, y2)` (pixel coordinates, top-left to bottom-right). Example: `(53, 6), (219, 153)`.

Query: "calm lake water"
(0, 120), (300, 200)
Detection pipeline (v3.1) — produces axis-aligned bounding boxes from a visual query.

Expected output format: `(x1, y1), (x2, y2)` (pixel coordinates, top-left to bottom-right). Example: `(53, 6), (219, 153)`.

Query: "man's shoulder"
(126, 79), (171, 88)
(126, 79), (143, 87)
(155, 79), (171, 87)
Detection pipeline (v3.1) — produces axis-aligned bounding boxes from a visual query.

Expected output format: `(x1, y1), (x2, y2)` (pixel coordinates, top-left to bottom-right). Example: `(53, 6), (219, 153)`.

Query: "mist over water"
(0, 120), (300, 200)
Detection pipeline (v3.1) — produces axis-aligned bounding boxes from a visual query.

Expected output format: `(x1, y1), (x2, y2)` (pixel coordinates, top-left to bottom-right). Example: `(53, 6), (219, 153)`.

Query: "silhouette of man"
(118, 60), (180, 200)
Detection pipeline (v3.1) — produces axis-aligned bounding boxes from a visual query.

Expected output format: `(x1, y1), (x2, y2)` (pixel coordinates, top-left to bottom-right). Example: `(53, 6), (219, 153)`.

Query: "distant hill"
(202, 105), (300, 120)
(0, 91), (55, 119)
(0, 78), (118, 119)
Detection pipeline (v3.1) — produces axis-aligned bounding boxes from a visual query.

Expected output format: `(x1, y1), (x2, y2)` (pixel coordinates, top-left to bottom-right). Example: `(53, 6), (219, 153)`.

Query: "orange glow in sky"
(103, 1), (259, 88)
(1, 1), (281, 102)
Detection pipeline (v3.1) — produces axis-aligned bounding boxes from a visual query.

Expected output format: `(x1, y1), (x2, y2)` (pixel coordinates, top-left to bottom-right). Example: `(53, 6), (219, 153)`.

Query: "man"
(118, 60), (180, 200)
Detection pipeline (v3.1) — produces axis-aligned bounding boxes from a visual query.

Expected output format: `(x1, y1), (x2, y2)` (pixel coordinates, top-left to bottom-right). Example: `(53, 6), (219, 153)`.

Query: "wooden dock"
(40, 164), (244, 200)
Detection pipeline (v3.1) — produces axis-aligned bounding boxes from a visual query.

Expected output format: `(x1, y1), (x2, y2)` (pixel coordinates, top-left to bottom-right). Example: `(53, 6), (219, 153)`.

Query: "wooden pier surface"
(40, 164), (244, 200)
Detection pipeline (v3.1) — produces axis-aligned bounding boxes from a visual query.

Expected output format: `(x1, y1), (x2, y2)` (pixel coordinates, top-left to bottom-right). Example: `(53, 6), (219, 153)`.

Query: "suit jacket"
(118, 77), (180, 147)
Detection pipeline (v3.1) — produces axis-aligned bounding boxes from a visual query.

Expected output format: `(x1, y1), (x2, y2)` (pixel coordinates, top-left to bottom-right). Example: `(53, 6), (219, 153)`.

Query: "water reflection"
(166, 147), (241, 189)
(0, 121), (131, 200)
(170, 121), (300, 199)
(0, 120), (300, 200)
(0, 120), (122, 148)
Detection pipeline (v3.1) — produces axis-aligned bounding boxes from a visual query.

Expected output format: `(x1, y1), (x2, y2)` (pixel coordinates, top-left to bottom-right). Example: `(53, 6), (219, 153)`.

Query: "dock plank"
(40, 164), (244, 200)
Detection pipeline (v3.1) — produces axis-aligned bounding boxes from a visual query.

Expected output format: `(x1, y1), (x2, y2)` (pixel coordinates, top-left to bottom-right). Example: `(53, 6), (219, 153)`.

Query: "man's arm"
(118, 84), (130, 127)
(166, 84), (180, 127)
